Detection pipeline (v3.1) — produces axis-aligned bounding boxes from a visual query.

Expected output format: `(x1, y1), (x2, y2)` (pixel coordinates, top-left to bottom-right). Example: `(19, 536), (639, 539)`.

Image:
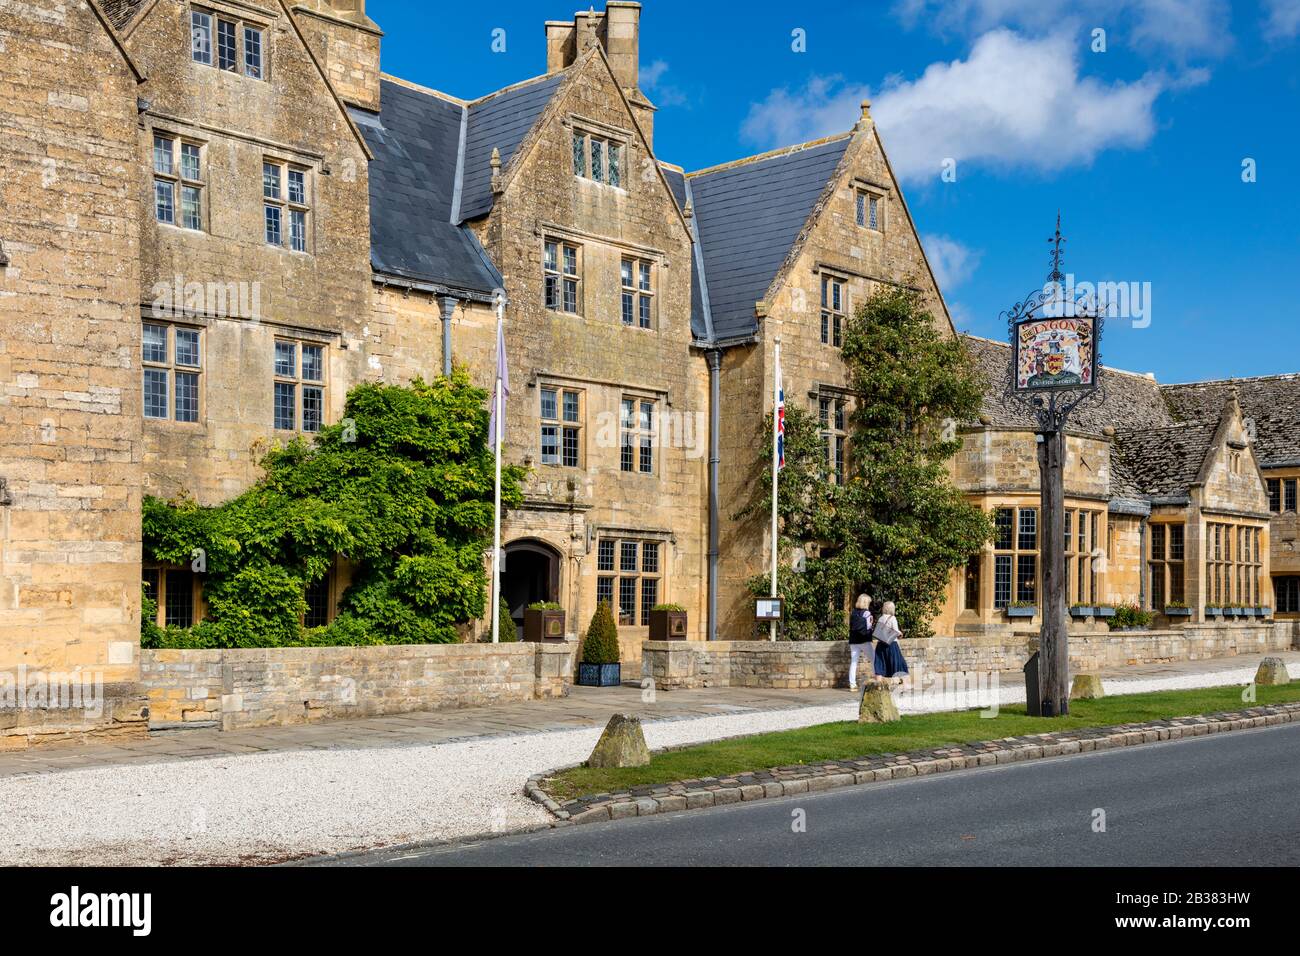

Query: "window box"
(523, 605), (566, 643)
(648, 607), (687, 641)
(1226, 607), (1244, 618)
(1257, 606), (1272, 618)
(1069, 606), (1096, 619)
(1094, 606), (1117, 618)
(1240, 607), (1258, 618)
(1006, 605), (1037, 619)
(1163, 606), (1192, 617)
(1204, 606), (1224, 618)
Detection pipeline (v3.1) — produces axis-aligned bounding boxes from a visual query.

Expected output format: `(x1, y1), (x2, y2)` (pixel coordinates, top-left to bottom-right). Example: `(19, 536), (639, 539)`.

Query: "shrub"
(581, 601), (620, 664)
(651, 603), (686, 613)
(497, 596), (518, 642)
(527, 601), (562, 611)
(1111, 604), (1152, 629)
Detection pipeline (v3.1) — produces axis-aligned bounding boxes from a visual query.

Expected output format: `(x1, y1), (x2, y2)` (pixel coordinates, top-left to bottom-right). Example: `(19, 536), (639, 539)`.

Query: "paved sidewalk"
(1, 650), (1293, 779)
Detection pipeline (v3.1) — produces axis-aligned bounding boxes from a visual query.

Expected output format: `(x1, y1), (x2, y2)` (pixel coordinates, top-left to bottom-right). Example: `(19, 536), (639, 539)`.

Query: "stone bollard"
(1069, 673), (1105, 700)
(858, 681), (900, 724)
(587, 713), (651, 768)
(1254, 657), (1291, 687)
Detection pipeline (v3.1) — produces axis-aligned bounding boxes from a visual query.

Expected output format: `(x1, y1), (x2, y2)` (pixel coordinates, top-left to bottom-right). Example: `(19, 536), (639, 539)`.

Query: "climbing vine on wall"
(141, 371), (525, 648)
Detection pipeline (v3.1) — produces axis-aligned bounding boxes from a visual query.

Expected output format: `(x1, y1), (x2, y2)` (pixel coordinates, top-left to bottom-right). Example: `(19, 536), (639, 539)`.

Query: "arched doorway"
(500, 539), (562, 641)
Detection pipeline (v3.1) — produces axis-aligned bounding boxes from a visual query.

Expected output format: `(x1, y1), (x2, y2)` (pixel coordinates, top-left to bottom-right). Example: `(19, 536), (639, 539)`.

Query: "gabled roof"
(961, 335), (1176, 436)
(1162, 374), (1300, 468)
(1111, 422), (1220, 501)
(351, 81), (501, 297)
(685, 135), (852, 341)
(459, 74), (566, 221)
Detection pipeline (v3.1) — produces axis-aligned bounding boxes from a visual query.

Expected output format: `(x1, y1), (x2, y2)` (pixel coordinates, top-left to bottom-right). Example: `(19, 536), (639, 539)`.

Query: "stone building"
(944, 336), (1292, 634)
(1, 0), (1296, 746)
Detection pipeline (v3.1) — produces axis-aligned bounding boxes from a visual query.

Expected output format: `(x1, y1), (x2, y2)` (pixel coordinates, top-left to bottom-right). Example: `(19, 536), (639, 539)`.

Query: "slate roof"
(686, 136), (852, 341)
(1162, 375), (1300, 468)
(460, 74), (566, 220)
(99, 0), (148, 31)
(350, 82), (502, 297)
(961, 336), (1176, 435)
(1111, 422), (1219, 501)
(660, 163), (711, 340)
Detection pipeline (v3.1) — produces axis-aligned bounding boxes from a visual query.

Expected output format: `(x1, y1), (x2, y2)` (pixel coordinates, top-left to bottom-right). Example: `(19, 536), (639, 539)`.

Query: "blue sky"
(372, 0), (1300, 383)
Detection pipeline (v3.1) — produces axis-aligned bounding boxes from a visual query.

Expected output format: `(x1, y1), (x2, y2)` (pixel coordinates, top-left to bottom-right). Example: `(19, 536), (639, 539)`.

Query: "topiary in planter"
(578, 601), (621, 687)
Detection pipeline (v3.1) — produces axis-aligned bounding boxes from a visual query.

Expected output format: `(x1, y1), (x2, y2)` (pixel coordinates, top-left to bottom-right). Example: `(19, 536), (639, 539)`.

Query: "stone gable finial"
(856, 99), (872, 130)
(683, 199), (693, 219)
(490, 147), (503, 194)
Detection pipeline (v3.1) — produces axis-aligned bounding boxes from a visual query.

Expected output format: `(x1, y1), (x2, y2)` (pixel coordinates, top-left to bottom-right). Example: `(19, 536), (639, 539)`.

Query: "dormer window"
(572, 129), (622, 187)
(192, 7), (265, 80)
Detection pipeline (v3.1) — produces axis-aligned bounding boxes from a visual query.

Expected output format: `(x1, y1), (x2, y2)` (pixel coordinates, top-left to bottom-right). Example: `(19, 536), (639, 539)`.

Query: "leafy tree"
(746, 286), (992, 638)
(581, 601), (621, 664)
(142, 371), (525, 647)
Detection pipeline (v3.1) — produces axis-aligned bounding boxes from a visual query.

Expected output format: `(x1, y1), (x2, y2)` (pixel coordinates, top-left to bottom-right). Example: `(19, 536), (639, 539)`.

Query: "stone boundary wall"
(643, 621), (1300, 691)
(141, 642), (576, 730)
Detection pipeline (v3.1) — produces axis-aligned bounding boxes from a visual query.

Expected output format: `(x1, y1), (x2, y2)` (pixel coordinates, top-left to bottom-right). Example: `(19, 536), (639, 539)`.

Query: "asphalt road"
(325, 722), (1300, 866)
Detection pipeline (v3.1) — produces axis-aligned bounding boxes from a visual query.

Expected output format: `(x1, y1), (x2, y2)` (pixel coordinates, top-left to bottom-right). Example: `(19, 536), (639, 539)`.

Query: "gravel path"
(0, 659), (1289, 866)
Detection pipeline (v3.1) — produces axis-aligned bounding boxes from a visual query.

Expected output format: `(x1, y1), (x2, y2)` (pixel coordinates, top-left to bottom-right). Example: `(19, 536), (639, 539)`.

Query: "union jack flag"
(776, 355), (785, 470)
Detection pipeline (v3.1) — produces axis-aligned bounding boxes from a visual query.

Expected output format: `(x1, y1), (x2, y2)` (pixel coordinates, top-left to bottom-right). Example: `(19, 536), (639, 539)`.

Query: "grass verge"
(544, 682), (1300, 801)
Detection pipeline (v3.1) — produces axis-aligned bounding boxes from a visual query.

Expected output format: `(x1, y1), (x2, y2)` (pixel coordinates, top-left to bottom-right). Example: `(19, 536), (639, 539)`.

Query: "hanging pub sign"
(1013, 315), (1097, 391)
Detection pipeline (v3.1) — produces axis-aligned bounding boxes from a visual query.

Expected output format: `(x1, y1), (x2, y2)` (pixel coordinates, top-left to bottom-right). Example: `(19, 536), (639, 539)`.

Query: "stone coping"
(524, 700), (1300, 825)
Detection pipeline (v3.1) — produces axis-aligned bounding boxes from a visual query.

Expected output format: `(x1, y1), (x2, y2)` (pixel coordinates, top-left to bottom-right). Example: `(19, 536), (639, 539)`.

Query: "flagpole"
(770, 336), (781, 642)
(490, 296), (504, 645)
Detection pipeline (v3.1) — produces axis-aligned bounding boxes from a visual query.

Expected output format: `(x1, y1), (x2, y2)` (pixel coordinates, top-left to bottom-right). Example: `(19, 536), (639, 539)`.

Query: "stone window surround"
(272, 337), (327, 433)
(1065, 507), (1104, 605)
(1205, 520), (1264, 607)
(543, 236), (583, 315)
(151, 129), (206, 232)
(1147, 519), (1186, 609)
(619, 392), (658, 476)
(591, 526), (674, 628)
(620, 255), (655, 331)
(142, 564), (204, 629)
(991, 503), (1039, 609)
(819, 269), (848, 347)
(814, 387), (849, 485)
(263, 156), (312, 254)
(849, 177), (889, 229)
(536, 223), (669, 327)
(190, 3), (270, 81)
(142, 319), (205, 425)
(1266, 475), (1299, 513)
(564, 114), (631, 189)
(538, 382), (585, 468)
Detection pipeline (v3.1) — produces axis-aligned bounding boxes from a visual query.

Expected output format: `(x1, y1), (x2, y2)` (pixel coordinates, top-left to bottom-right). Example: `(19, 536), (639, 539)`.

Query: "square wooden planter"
(577, 662), (621, 687)
(523, 608), (566, 643)
(649, 609), (688, 641)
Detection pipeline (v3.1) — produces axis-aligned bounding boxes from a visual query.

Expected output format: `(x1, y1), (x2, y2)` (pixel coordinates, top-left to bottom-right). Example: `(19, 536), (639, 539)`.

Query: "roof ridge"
(1113, 420), (1218, 436)
(686, 132), (853, 178)
(468, 70), (568, 107)
(380, 73), (469, 105)
(1160, 372), (1300, 388)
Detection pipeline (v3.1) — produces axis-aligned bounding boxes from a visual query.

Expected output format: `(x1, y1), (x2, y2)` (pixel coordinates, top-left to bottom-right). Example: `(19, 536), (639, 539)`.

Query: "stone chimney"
(543, 4), (653, 146)
(291, 0), (383, 112)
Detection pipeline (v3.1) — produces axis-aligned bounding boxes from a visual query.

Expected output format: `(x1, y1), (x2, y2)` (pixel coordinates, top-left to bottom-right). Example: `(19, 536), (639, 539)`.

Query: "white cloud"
(741, 30), (1193, 183)
(892, 0), (1232, 57)
(639, 59), (688, 107)
(1262, 0), (1300, 40)
(922, 234), (982, 291)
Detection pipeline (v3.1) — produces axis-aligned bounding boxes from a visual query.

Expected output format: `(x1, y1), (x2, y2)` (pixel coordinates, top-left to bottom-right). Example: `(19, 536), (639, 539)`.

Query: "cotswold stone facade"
(2, 1), (1299, 746)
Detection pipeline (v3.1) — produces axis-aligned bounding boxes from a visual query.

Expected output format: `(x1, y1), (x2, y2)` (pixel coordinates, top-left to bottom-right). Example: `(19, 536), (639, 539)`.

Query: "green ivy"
(141, 371), (525, 647)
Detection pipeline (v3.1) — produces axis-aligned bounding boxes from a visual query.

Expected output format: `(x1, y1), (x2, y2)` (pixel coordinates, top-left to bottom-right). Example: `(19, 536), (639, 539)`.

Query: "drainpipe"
(438, 296), (455, 377)
(707, 349), (722, 641)
(1138, 515), (1148, 611)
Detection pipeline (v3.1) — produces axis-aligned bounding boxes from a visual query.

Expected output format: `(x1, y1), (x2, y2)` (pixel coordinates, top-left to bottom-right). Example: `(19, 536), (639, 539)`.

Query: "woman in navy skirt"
(872, 601), (909, 684)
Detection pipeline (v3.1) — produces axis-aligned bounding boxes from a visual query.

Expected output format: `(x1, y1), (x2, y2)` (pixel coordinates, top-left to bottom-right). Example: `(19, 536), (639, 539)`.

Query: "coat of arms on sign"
(1015, 317), (1095, 391)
